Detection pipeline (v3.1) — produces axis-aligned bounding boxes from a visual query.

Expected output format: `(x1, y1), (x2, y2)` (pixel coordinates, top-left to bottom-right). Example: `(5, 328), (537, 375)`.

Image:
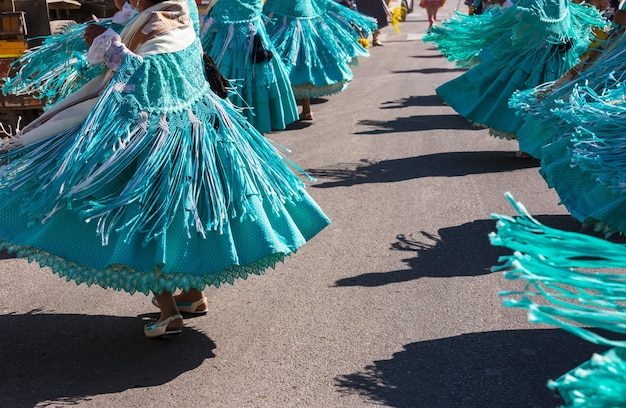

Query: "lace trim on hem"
(1, 239), (291, 295)
(291, 82), (347, 99)
(488, 127), (517, 140)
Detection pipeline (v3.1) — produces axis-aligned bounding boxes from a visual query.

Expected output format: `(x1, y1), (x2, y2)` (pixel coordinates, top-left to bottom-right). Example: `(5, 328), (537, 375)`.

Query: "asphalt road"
(0, 8), (610, 408)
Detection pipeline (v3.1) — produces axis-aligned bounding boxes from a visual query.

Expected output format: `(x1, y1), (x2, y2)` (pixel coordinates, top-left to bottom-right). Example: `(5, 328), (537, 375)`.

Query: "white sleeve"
(87, 27), (142, 71)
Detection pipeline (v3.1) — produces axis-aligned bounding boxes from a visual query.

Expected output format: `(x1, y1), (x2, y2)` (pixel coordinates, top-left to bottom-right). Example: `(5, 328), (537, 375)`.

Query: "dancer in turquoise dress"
(509, 7), (624, 160)
(0, 0), (330, 338)
(490, 193), (626, 407)
(423, 0), (517, 67)
(538, 72), (626, 237)
(502, 12), (626, 236)
(262, 0), (377, 120)
(435, 0), (604, 140)
(199, 0), (299, 133)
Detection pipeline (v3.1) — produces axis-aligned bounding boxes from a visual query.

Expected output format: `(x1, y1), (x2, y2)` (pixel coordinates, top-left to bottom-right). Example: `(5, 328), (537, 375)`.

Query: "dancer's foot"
(144, 314), (183, 338)
(299, 112), (314, 121)
(152, 289), (208, 313)
(515, 151), (533, 159)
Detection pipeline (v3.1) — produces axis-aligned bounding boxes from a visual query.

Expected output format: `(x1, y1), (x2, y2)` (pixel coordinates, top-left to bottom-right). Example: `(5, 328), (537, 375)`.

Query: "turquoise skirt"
(512, 29), (626, 159)
(200, 14), (299, 133)
(0, 41), (330, 295)
(436, 1), (602, 138)
(263, 0), (375, 98)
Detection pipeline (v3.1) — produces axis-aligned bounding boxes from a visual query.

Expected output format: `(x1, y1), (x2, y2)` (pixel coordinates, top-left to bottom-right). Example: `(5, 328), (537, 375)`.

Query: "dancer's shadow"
(283, 120), (313, 131)
(381, 95), (446, 109)
(356, 114), (481, 134)
(309, 151), (539, 189)
(335, 215), (581, 287)
(311, 98), (328, 105)
(0, 311), (216, 407)
(411, 54), (446, 59)
(393, 67), (467, 74)
(335, 329), (607, 408)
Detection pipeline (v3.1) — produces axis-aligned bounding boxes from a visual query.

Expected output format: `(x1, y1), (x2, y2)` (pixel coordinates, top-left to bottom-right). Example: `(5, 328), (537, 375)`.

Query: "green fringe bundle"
(3, 20), (125, 108)
(423, 5), (518, 67)
(491, 192), (626, 406)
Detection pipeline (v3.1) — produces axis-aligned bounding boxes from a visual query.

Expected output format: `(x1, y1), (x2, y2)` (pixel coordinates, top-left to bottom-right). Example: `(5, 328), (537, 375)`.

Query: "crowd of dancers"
(427, 0), (626, 405)
(3, 0), (625, 403)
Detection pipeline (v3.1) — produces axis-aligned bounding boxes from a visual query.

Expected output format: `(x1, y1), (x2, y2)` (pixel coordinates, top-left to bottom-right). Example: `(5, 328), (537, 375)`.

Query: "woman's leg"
(372, 29), (383, 46)
(300, 98), (313, 120)
(145, 291), (184, 338)
(153, 291), (184, 327)
(174, 288), (208, 312)
(426, 7), (435, 27)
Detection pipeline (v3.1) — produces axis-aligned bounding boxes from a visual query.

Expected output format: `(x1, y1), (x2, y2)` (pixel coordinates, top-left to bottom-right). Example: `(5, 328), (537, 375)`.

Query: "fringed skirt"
(0, 42), (330, 295)
(423, 5), (518, 67)
(491, 193), (626, 406)
(511, 29), (626, 159)
(437, 45), (575, 138)
(436, 1), (603, 139)
(263, 0), (376, 99)
(199, 14), (299, 133)
(540, 83), (626, 237)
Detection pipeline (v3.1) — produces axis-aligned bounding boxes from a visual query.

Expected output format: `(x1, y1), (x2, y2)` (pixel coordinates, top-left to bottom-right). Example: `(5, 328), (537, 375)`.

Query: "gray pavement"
(0, 8), (609, 408)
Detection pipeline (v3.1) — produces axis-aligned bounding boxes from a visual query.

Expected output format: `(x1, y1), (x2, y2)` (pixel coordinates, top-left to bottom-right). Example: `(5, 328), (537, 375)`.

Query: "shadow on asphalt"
(394, 67), (467, 74)
(0, 311), (216, 407)
(381, 94), (446, 109)
(335, 328), (607, 408)
(308, 151), (539, 188)
(355, 114), (481, 133)
(334, 215), (581, 287)
(0, 248), (15, 259)
(283, 120), (314, 131)
(411, 54), (446, 58)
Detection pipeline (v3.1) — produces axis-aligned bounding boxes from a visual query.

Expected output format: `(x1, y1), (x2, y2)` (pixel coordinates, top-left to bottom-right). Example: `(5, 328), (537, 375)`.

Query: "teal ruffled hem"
(1, 238), (288, 295)
(291, 81), (347, 99)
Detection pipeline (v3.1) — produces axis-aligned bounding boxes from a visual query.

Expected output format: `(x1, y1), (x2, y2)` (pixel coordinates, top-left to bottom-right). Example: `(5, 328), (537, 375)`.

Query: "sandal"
(299, 112), (314, 121)
(151, 296), (208, 314)
(144, 314), (183, 338)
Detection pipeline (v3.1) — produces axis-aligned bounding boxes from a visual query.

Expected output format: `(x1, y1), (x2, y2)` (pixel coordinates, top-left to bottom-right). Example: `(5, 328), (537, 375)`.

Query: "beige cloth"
(18, 0), (196, 146)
